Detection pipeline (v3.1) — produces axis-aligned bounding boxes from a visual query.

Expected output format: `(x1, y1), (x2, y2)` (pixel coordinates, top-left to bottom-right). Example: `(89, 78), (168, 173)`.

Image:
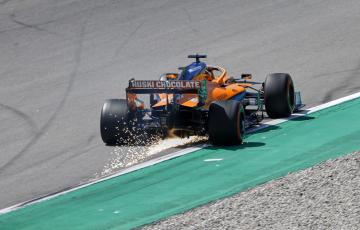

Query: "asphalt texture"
(1, 0), (360, 209)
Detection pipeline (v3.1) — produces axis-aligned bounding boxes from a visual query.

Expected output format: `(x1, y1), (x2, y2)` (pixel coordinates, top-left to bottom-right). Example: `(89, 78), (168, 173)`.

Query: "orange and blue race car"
(100, 54), (303, 146)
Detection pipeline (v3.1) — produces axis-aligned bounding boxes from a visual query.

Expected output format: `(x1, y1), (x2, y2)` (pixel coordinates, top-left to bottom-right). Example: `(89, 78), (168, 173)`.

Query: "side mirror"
(241, 73), (252, 80)
(166, 73), (178, 80)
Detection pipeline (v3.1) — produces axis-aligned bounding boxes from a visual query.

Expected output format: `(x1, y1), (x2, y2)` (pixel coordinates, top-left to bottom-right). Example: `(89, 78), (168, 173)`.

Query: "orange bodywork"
(151, 66), (250, 108)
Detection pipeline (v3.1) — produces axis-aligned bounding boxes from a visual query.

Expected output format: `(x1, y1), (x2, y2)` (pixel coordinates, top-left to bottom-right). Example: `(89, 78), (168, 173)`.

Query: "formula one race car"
(100, 54), (303, 146)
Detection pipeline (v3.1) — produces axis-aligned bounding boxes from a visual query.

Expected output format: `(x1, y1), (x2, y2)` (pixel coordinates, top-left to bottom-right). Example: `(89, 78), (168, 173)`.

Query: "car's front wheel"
(264, 73), (295, 118)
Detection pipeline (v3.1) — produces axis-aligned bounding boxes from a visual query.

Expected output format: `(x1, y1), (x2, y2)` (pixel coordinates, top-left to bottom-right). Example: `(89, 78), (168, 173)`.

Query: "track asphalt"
(1, 0), (360, 210)
(1, 96), (360, 230)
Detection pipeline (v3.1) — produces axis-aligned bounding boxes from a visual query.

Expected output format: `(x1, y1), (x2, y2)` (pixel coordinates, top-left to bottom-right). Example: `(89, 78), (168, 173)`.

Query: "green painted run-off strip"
(1, 98), (360, 230)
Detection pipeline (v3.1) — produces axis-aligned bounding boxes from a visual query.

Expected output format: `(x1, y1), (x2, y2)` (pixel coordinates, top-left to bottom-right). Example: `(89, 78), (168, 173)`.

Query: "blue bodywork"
(179, 61), (206, 80)
(230, 91), (246, 101)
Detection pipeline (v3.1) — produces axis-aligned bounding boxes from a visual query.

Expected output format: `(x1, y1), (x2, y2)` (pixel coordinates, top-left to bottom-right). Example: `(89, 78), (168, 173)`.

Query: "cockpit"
(159, 54), (229, 84)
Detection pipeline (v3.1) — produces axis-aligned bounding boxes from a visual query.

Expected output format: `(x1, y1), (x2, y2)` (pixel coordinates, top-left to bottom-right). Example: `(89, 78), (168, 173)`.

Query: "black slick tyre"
(264, 73), (295, 118)
(100, 99), (133, 145)
(208, 100), (245, 146)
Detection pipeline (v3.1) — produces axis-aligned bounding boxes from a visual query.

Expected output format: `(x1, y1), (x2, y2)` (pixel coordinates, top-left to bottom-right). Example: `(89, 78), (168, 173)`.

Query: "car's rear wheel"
(100, 99), (134, 145)
(264, 73), (295, 118)
(208, 100), (245, 146)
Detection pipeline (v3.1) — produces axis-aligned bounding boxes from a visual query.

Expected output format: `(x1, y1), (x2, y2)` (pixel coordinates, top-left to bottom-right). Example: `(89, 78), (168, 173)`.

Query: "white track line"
(1, 91), (360, 215)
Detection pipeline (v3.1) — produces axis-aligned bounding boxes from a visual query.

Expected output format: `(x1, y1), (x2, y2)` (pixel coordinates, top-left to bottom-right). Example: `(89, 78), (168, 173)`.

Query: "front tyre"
(208, 100), (245, 146)
(100, 99), (133, 145)
(264, 73), (295, 118)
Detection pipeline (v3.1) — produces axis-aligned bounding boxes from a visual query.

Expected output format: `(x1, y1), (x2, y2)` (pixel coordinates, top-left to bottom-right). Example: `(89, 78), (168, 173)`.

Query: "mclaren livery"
(101, 54), (303, 146)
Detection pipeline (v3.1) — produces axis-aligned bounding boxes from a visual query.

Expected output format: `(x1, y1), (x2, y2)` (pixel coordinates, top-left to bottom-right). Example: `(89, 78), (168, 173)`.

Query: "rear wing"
(126, 80), (203, 94)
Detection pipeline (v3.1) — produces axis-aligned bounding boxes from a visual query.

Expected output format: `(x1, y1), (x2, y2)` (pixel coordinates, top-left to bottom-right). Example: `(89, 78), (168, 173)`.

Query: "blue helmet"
(179, 61), (206, 80)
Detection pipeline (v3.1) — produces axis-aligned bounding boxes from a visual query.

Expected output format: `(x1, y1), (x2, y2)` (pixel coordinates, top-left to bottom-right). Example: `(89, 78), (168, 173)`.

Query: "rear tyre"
(100, 99), (134, 145)
(264, 73), (295, 118)
(208, 100), (245, 146)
